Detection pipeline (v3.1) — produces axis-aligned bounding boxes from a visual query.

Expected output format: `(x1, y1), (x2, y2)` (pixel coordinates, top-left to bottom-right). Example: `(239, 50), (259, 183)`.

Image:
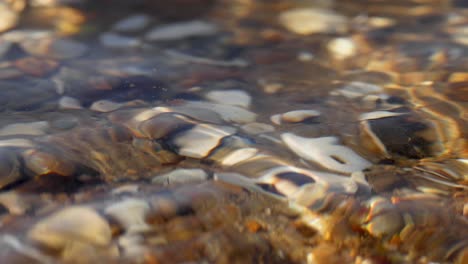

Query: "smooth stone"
(0, 121), (49, 136)
(58, 96), (82, 109)
(271, 110), (321, 125)
(279, 8), (347, 35)
(20, 37), (88, 59)
(0, 3), (18, 33)
(152, 168), (208, 185)
(90, 100), (124, 112)
(241, 122), (275, 134)
(145, 20), (218, 41)
(173, 124), (236, 158)
(112, 14), (151, 33)
(281, 133), (372, 174)
(205, 90), (251, 108)
(331, 81), (383, 99)
(99, 33), (141, 49)
(0, 139), (34, 148)
(0, 150), (21, 189)
(328, 37), (357, 59)
(105, 199), (151, 234)
(185, 101), (256, 123)
(0, 40), (12, 58)
(359, 111), (406, 121)
(221, 148), (258, 166)
(28, 206), (112, 250)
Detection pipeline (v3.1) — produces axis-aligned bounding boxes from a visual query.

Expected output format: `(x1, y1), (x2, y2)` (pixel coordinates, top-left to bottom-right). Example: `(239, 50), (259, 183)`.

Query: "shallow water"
(0, 0), (466, 263)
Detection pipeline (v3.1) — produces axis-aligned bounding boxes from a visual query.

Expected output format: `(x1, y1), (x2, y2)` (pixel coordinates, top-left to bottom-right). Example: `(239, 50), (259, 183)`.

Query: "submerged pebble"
(279, 8), (348, 35)
(99, 33), (141, 49)
(145, 20), (218, 41)
(205, 89), (251, 108)
(112, 14), (151, 33)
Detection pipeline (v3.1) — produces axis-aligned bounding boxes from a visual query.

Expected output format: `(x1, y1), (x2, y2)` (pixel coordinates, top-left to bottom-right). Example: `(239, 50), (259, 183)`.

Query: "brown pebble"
(14, 57), (59, 77)
(245, 219), (263, 233)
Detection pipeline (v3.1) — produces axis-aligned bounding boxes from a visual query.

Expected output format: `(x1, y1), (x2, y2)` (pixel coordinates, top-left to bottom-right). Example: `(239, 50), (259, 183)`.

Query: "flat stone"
(105, 199), (151, 233)
(0, 121), (49, 136)
(331, 81), (383, 99)
(220, 148), (258, 166)
(112, 14), (151, 33)
(271, 110), (321, 125)
(241, 123), (275, 134)
(205, 90), (251, 108)
(58, 96), (82, 109)
(20, 37), (88, 59)
(328, 37), (357, 60)
(173, 124), (236, 158)
(145, 20), (218, 41)
(279, 8), (348, 35)
(185, 101), (256, 123)
(281, 133), (372, 174)
(90, 100), (124, 112)
(28, 206), (112, 250)
(0, 139), (34, 148)
(99, 33), (141, 49)
(152, 168), (209, 185)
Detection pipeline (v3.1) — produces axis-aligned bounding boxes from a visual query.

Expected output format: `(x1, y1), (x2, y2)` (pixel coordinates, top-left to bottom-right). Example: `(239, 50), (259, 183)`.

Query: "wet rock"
(105, 198), (151, 233)
(271, 110), (321, 125)
(0, 149), (22, 189)
(173, 124), (236, 158)
(241, 122), (275, 135)
(152, 168), (209, 186)
(0, 3), (18, 33)
(205, 89), (251, 108)
(20, 37), (88, 59)
(184, 101), (256, 123)
(90, 100), (124, 112)
(0, 121), (49, 136)
(28, 206), (112, 250)
(220, 148), (258, 166)
(279, 8), (348, 35)
(328, 37), (357, 60)
(99, 33), (141, 49)
(145, 20), (218, 42)
(58, 96), (82, 109)
(281, 133), (372, 174)
(14, 57), (59, 77)
(111, 14), (151, 33)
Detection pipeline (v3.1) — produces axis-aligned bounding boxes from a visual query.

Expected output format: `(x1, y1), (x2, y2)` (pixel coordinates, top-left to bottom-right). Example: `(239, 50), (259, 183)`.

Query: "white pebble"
(105, 199), (151, 234)
(90, 100), (123, 112)
(58, 96), (82, 109)
(281, 133), (372, 174)
(241, 122), (274, 135)
(328, 37), (357, 59)
(271, 110), (320, 125)
(185, 101), (256, 123)
(205, 89), (251, 108)
(279, 8), (347, 35)
(0, 121), (49, 136)
(173, 124), (236, 158)
(112, 14), (151, 33)
(0, 139), (34, 148)
(359, 111), (405, 121)
(28, 206), (112, 249)
(221, 148), (258, 166)
(145, 20), (218, 42)
(99, 32), (141, 49)
(152, 168), (208, 185)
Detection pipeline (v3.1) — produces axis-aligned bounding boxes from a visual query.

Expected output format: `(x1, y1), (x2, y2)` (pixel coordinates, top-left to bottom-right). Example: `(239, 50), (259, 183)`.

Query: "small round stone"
(279, 8), (348, 35)
(28, 206), (112, 250)
(205, 90), (251, 108)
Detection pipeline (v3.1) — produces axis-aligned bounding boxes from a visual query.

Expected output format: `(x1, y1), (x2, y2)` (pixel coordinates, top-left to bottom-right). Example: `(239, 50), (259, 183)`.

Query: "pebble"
(0, 191), (28, 215)
(0, 149), (21, 189)
(185, 101), (256, 123)
(0, 139), (34, 148)
(0, 121), (49, 136)
(281, 133), (372, 174)
(20, 37), (88, 59)
(241, 122), (275, 135)
(220, 148), (258, 166)
(14, 57), (59, 77)
(145, 20), (218, 41)
(28, 206), (112, 250)
(205, 90), (251, 108)
(279, 8), (348, 35)
(173, 124), (237, 158)
(152, 168), (208, 186)
(327, 37), (357, 60)
(90, 100), (124, 112)
(0, 3), (18, 33)
(112, 14), (151, 33)
(0, 40), (12, 58)
(58, 96), (82, 109)
(359, 111), (405, 121)
(99, 32), (141, 49)
(271, 110), (321, 125)
(331, 81), (383, 99)
(105, 198), (151, 233)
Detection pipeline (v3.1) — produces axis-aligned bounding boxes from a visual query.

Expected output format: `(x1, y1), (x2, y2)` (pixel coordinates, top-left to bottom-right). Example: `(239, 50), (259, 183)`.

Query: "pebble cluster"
(0, 0), (466, 263)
